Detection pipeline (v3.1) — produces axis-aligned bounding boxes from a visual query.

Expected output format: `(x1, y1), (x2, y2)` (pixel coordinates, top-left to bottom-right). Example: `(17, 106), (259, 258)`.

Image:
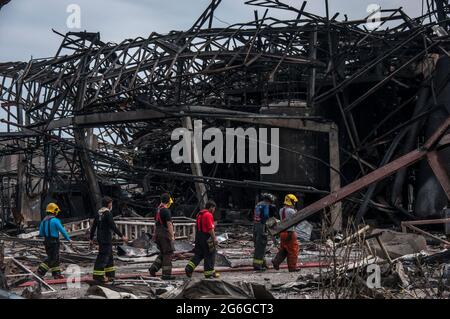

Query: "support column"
(329, 123), (342, 231)
(16, 156), (26, 225)
(182, 117), (208, 208)
(15, 80), (27, 226)
(307, 27), (317, 108)
(74, 62), (102, 212)
(74, 129), (102, 212)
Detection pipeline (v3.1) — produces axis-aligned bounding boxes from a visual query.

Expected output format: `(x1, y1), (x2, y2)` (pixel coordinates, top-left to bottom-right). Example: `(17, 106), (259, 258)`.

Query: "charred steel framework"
(0, 0), (450, 229)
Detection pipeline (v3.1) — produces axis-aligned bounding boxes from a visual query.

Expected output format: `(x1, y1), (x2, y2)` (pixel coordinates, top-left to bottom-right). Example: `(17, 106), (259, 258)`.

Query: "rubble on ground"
(0, 218), (449, 299)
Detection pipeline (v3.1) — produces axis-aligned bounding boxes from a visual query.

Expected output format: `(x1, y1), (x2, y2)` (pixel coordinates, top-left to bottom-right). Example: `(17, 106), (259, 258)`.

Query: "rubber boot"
(205, 271), (220, 279)
(272, 249), (287, 271)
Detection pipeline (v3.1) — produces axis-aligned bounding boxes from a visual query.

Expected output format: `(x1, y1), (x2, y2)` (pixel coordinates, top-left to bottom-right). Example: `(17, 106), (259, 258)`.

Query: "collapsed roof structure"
(0, 0), (449, 232)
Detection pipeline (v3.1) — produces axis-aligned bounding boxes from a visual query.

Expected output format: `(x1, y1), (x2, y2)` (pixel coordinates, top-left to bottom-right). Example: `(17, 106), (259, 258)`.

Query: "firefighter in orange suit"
(272, 194), (299, 272)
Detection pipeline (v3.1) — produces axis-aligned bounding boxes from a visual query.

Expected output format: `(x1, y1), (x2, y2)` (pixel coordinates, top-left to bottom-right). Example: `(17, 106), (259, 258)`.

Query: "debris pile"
(0, 215), (447, 299)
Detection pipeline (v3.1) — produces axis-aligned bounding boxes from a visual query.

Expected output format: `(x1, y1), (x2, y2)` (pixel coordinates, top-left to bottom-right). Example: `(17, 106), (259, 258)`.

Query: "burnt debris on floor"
(0, 0), (450, 299)
(0, 216), (449, 299)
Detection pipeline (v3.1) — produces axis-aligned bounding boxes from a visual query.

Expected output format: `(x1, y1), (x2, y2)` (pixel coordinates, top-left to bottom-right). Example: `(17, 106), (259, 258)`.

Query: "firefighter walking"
(253, 193), (276, 271)
(90, 196), (128, 283)
(37, 203), (72, 279)
(272, 194), (299, 272)
(149, 193), (175, 280)
(185, 200), (220, 279)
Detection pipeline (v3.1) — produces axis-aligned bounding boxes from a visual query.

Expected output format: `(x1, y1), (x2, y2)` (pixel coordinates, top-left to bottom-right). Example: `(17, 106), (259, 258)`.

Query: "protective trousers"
(272, 231), (299, 271)
(37, 238), (61, 277)
(149, 227), (174, 276)
(253, 222), (268, 268)
(93, 243), (115, 280)
(185, 233), (217, 278)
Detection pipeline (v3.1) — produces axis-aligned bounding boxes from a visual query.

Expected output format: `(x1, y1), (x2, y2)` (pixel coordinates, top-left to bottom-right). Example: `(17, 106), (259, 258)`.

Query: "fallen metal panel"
(4, 257), (56, 294)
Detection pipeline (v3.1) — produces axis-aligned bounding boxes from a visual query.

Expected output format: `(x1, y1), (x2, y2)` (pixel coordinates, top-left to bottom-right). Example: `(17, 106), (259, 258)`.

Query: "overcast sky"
(0, 0), (424, 62)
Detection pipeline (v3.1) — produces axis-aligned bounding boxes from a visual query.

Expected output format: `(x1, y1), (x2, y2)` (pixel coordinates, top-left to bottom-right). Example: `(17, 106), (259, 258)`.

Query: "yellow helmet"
(167, 196), (174, 208)
(46, 203), (61, 215)
(284, 194), (298, 207)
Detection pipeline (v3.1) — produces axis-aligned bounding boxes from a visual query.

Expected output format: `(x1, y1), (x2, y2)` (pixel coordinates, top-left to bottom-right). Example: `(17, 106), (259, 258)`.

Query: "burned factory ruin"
(0, 0), (449, 300)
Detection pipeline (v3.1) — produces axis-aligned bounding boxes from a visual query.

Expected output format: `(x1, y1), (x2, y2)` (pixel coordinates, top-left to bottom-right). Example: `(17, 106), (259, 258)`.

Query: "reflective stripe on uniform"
(49, 266), (61, 272)
(93, 270), (106, 275)
(253, 259), (264, 265)
(104, 267), (115, 273)
(39, 263), (49, 270)
(186, 261), (196, 270)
